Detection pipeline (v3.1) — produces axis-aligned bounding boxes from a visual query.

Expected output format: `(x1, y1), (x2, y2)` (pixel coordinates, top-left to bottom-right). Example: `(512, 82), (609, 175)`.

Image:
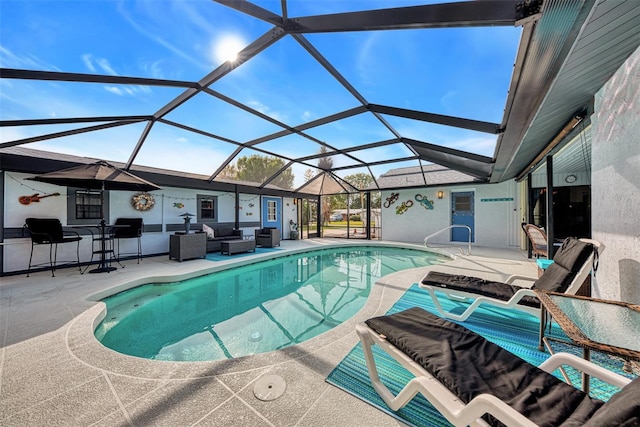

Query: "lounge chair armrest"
(538, 353), (631, 389)
(504, 274), (537, 284)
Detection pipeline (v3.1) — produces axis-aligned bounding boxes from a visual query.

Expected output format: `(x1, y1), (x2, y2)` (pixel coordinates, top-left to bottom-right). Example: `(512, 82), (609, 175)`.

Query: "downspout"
(546, 156), (555, 258)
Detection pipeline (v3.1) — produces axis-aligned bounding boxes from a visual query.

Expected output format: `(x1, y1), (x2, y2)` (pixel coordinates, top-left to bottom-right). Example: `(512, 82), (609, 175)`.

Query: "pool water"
(95, 246), (446, 361)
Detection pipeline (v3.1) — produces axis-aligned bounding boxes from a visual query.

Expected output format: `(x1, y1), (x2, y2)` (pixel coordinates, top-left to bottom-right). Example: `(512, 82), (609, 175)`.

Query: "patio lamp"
(180, 212), (195, 234)
(437, 191), (444, 199)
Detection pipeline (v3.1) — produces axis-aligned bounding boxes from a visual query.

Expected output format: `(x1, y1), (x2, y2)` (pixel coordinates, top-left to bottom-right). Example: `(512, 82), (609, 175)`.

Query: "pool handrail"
(424, 225), (471, 255)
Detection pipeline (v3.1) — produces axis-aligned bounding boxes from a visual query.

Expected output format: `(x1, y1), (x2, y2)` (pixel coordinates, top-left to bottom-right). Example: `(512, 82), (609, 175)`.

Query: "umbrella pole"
(89, 183), (117, 273)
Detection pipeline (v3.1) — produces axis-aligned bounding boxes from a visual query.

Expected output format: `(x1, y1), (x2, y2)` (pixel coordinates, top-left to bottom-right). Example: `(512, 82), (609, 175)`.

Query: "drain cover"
(253, 374), (287, 401)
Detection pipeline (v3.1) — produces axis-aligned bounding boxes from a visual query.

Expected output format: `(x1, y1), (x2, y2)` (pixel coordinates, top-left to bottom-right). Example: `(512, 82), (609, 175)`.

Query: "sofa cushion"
(202, 224), (215, 239)
(216, 228), (235, 237)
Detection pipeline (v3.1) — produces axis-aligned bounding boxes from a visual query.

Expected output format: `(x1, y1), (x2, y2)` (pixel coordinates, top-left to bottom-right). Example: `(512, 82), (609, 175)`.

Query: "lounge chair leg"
(114, 239), (125, 268)
(50, 242), (57, 277)
(423, 286), (478, 321)
(27, 244), (34, 277)
(76, 239), (82, 274)
(356, 325), (422, 411)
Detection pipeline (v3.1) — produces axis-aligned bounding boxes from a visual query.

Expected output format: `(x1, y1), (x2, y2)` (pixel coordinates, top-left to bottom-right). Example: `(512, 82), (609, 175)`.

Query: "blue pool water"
(95, 246), (446, 361)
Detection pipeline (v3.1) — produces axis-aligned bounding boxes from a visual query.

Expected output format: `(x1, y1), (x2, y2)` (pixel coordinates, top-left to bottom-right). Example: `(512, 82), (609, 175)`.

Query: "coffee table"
(220, 239), (256, 255)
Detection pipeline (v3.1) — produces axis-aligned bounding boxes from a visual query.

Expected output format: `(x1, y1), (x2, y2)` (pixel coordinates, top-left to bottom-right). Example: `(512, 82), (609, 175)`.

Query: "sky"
(1, 0), (522, 189)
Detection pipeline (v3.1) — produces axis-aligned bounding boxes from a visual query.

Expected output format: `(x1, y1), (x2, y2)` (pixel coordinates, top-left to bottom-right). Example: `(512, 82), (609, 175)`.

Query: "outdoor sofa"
(197, 225), (243, 252)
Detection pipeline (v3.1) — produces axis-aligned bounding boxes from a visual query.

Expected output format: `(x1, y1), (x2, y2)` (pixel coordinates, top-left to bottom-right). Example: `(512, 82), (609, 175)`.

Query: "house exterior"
(0, 148), (298, 275)
(379, 180), (519, 249)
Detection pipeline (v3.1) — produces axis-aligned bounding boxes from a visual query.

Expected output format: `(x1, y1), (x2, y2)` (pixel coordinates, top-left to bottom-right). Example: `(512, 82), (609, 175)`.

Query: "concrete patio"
(1, 239), (538, 426)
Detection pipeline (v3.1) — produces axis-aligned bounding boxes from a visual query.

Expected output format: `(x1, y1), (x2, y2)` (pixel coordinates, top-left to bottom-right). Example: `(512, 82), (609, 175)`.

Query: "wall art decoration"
(383, 192), (399, 208)
(173, 202), (184, 209)
(131, 193), (155, 211)
(395, 200), (414, 215)
(415, 194), (434, 210)
(19, 192), (60, 205)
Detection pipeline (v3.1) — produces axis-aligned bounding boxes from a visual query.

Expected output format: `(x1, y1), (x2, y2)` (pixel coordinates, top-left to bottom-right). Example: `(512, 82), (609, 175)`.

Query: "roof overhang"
(492, 0), (640, 182)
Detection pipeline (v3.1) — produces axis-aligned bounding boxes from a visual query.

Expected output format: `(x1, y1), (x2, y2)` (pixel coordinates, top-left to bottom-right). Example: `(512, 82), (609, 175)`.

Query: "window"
(454, 196), (472, 212)
(75, 190), (102, 219)
(198, 195), (217, 221)
(67, 188), (109, 225)
(267, 200), (276, 222)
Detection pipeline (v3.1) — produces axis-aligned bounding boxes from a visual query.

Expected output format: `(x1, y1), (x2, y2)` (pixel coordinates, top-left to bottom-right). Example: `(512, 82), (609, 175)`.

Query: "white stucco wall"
(591, 46), (640, 303)
(380, 180), (520, 248)
(3, 172), (298, 273)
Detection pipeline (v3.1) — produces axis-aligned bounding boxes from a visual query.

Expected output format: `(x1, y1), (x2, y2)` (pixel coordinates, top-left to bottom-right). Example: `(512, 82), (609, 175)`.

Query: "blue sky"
(1, 0), (522, 189)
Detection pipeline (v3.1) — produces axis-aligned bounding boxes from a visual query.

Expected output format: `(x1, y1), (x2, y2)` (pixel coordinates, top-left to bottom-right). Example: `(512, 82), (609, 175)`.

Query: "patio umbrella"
(28, 160), (161, 273)
(27, 160), (160, 192)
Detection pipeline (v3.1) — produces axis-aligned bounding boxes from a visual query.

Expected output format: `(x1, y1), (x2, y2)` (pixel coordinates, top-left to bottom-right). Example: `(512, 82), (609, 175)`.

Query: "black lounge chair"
(111, 217), (143, 265)
(420, 237), (603, 321)
(24, 217), (83, 277)
(356, 307), (638, 427)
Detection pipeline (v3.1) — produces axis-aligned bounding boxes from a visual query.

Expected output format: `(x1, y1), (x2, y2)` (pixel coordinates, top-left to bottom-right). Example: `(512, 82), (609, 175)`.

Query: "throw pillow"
(202, 224), (215, 239)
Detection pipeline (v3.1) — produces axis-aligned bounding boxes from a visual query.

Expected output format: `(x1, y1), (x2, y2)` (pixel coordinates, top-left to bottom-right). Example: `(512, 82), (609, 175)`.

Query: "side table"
(169, 233), (206, 262)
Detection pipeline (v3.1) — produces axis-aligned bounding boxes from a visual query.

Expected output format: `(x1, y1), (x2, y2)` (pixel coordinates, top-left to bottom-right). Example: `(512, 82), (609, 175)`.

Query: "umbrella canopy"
(296, 172), (359, 196)
(27, 160), (161, 192)
(27, 160), (161, 274)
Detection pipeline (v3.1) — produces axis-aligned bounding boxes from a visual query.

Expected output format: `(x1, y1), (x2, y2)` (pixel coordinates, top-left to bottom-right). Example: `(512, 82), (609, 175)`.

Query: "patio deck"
(0, 239), (537, 426)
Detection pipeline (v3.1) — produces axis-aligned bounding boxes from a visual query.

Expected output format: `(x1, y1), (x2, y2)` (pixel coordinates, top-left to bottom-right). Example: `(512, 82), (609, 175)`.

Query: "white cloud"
(116, 1), (209, 72)
(141, 60), (166, 80)
(356, 33), (379, 87)
(103, 84), (151, 97)
(0, 46), (57, 70)
(104, 86), (123, 96)
(82, 54), (96, 72)
(247, 100), (286, 123)
(96, 58), (119, 76)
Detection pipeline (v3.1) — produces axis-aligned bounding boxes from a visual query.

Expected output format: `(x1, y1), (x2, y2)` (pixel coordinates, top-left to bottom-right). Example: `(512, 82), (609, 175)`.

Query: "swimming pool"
(95, 245), (446, 361)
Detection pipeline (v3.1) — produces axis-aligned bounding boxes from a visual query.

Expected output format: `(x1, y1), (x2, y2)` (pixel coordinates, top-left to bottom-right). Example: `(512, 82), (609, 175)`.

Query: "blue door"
(451, 191), (474, 242)
(261, 197), (282, 233)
